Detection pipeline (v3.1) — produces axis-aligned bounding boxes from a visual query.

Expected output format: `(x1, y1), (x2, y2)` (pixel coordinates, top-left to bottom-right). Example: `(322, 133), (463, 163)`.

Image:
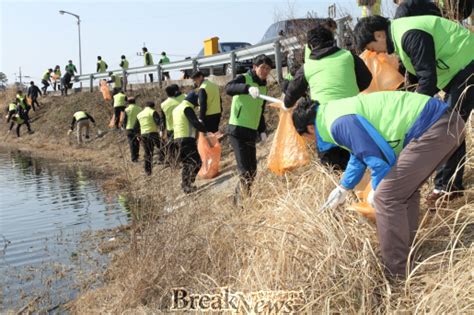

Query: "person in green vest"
(122, 97), (142, 162)
(112, 90), (127, 129)
(142, 47), (154, 83)
(41, 68), (53, 95)
(119, 55), (129, 91)
(354, 15), (474, 204)
(15, 91), (33, 132)
(65, 60), (77, 76)
(108, 72), (123, 95)
(6, 104), (26, 138)
(281, 62), (300, 94)
(225, 54), (273, 204)
(160, 84), (186, 165)
(159, 51), (170, 81)
(120, 55), (129, 70)
(53, 65), (61, 91)
(292, 91), (464, 278)
(69, 111), (96, 144)
(284, 25), (373, 170)
(135, 101), (162, 175)
(96, 56), (108, 73)
(172, 91), (208, 193)
(191, 71), (222, 133)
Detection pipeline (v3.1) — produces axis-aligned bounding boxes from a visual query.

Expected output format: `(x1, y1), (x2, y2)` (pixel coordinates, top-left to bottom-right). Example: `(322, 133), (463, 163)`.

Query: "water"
(0, 149), (129, 312)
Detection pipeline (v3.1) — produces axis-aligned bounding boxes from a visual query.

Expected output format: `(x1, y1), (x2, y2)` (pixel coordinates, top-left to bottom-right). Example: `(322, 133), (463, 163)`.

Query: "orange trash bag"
(100, 79), (112, 101)
(347, 172), (376, 223)
(197, 132), (221, 179)
(267, 109), (310, 176)
(360, 50), (404, 93)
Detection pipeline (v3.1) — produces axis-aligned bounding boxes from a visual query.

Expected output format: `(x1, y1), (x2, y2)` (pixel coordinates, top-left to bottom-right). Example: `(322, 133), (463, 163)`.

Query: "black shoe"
(85, 135), (90, 139)
(28, 130), (34, 135)
(183, 185), (197, 194)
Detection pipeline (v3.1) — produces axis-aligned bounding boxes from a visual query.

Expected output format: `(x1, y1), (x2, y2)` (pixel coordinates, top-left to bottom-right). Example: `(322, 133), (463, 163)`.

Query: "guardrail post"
(192, 58), (198, 73)
(157, 65), (162, 88)
(336, 19), (344, 48)
(274, 40), (283, 84)
(230, 52), (237, 78)
(89, 74), (94, 92)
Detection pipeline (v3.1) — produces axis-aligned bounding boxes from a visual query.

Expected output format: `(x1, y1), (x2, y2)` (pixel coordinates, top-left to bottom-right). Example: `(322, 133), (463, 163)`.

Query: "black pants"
(148, 73), (154, 83)
(162, 72), (170, 81)
(19, 112), (32, 132)
(53, 81), (60, 91)
(319, 146), (350, 171)
(229, 135), (257, 196)
(176, 138), (202, 190)
(434, 61), (474, 192)
(141, 132), (161, 175)
(41, 80), (49, 94)
(31, 97), (40, 111)
(127, 130), (140, 162)
(114, 106), (125, 129)
(203, 114), (221, 133)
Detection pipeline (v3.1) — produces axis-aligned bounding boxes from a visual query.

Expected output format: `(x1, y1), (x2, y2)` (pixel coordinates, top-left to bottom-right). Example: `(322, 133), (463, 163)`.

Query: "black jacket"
(225, 70), (267, 140)
(394, 0), (442, 19)
(387, 25), (441, 96)
(284, 46), (372, 107)
(27, 85), (42, 98)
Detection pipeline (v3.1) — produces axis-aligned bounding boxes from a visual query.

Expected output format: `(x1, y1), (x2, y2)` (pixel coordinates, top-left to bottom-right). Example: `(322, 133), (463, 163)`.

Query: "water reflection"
(0, 149), (130, 312)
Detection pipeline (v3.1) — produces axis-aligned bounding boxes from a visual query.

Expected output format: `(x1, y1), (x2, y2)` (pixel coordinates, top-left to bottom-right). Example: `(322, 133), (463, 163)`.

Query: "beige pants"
(373, 112), (465, 277)
(77, 119), (90, 144)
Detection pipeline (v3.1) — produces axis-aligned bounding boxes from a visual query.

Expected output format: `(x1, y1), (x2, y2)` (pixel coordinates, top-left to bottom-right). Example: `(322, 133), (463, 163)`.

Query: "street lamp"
(59, 10), (82, 87)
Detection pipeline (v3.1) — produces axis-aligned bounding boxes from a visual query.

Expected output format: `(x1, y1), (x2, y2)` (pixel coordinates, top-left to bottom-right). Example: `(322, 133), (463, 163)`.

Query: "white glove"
(68, 130), (72, 135)
(322, 186), (348, 210)
(367, 189), (375, 208)
(248, 87), (260, 99)
(260, 132), (267, 143)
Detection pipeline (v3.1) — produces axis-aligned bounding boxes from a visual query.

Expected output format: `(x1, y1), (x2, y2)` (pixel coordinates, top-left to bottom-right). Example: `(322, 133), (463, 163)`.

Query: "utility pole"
(19, 67), (22, 87)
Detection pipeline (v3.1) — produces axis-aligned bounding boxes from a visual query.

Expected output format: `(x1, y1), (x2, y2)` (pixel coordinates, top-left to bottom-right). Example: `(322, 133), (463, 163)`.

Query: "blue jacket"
(316, 98), (448, 190)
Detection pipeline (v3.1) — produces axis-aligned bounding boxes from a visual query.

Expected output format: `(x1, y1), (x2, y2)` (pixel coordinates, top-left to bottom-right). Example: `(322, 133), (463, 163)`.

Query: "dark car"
(197, 42), (253, 76)
(259, 18), (326, 67)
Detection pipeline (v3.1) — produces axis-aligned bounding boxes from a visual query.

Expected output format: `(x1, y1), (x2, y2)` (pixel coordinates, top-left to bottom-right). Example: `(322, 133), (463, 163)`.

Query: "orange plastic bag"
(267, 109), (310, 176)
(347, 172), (376, 223)
(197, 132), (221, 179)
(100, 79), (112, 101)
(360, 50), (404, 93)
(26, 97), (32, 106)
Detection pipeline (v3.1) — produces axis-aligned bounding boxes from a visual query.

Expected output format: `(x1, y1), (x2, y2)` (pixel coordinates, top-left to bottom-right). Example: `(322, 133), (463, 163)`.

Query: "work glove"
(322, 186), (348, 210)
(67, 129), (72, 136)
(367, 189), (375, 208)
(259, 132), (268, 143)
(248, 87), (260, 99)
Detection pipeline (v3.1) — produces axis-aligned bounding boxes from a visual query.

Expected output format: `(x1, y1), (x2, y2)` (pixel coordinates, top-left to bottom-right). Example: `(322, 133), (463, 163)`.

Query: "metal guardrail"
(74, 16), (350, 92)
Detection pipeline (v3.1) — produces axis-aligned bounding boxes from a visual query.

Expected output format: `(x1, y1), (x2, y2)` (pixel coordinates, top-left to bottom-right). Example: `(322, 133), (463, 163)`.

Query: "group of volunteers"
(6, 0), (473, 279)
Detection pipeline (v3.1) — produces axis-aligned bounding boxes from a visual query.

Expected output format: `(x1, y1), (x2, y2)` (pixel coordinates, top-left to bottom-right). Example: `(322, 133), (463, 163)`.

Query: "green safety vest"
(173, 100), (196, 139)
(9, 103), (17, 111)
(97, 60), (107, 72)
(73, 111), (88, 121)
(160, 56), (170, 64)
(304, 49), (359, 105)
(42, 71), (51, 81)
(121, 59), (129, 70)
(200, 80), (221, 116)
(228, 73), (267, 130)
(113, 93), (126, 108)
(144, 52), (154, 66)
(317, 91), (431, 155)
(125, 104), (142, 130)
(161, 94), (186, 132)
(66, 64), (76, 73)
(111, 75), (122, 88)
(137, 106), (158, 134)
(285, 73), (294, 81)
(391, 16), (474, 90)
(16, 94), (27, 109)
(54, 69), (61, 76)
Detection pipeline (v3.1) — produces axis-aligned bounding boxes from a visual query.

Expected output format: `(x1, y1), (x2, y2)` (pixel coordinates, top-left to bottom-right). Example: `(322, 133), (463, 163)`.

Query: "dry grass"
(1, 81), (473, 314)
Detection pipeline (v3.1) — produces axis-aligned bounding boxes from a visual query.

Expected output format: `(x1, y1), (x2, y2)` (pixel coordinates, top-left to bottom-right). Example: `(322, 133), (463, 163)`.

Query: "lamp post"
(59, 10), (82, 88)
